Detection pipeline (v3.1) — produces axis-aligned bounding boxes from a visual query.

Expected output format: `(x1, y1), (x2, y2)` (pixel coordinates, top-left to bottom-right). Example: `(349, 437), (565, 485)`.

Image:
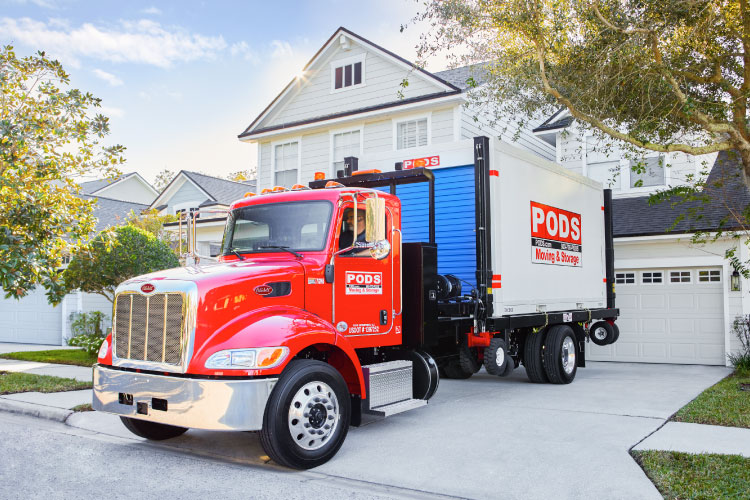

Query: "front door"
(333, 202), (395, 347)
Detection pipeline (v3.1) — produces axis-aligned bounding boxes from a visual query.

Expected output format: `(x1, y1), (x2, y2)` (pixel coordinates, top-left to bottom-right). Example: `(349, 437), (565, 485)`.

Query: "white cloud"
(8, 0), (58, 9)
(270, 40), (294, 59)
(141, 6), (161, 15)
(92, 68), (123, 86)
(0, 17), (227, 68)
(230, 41), (260, 64)
(98, 105), (124, 118)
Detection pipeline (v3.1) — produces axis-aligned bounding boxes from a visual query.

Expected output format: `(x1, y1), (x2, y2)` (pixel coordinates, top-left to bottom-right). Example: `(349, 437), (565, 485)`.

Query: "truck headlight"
(98, 339), (109, 359)
(204, 347), (289, 370)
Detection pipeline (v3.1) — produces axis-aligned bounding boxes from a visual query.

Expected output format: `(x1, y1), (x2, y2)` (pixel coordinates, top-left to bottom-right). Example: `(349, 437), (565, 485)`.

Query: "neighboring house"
(0, 186), (149, 346)
(533, 111), (750, 366)
(80, 172), (159, 205)
(151, 170), (256, 257)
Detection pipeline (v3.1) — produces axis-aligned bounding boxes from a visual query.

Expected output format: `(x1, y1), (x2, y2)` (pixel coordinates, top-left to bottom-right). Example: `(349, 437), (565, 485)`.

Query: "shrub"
(67, 311), (109, 356)
(728, 316), (750, 375)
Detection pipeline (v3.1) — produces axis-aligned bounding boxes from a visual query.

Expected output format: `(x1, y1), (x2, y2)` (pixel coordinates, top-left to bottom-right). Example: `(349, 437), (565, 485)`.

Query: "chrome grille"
(113, 292), (185, 365)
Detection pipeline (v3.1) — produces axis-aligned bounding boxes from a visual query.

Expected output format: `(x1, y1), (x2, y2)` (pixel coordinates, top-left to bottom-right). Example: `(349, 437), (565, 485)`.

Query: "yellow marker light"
(325, 181), (344, 188)
(244, 191), (256, 197)
(271, 186), (288, 193)
(314, 171), (326, 180)
(291, 184), (311, 191)
(256, 347), (288, 368)
(260, 188), (272, 195)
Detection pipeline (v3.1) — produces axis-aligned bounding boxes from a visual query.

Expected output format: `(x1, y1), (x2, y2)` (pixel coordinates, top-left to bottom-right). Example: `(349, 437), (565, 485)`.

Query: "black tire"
(611, 323), (620, 344)
(523, 328), (549, 383)
(483, 338), (509, 376)
(442, 358), (474, 379)
(499, 354), (515, 377)
(542, 325), (578, 384)
(120, 416), (187, 440)
(458, 339), (481, 375)
(260, 360), (350, 469)
(590, 321), (615, 346)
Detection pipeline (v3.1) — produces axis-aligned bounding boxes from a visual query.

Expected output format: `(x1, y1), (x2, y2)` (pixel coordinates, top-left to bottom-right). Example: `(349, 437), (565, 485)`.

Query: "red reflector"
(352, 169), (382, 176)
(601, 206), (605, 210)
(489, 170), (499, 177)
(603, 278), (607, 282)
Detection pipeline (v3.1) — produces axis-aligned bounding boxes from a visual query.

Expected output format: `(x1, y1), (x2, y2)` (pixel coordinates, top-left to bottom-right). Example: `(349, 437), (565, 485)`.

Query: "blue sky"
(1, 0), (441, 184)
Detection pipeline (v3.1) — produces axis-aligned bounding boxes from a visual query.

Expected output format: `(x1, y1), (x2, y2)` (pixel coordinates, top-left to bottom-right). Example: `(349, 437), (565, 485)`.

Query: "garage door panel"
(0, 288), (61, 345)
(588, 266), (725, 365)
(641, 318), (667, 333)
(669, 318), (695, 334)
(669, 294), (695, 309)
(640, 293), (666, 308)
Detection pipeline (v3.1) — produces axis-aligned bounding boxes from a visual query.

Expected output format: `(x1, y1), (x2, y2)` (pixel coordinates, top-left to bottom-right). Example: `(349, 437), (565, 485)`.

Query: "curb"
(0, 398), (73, 423)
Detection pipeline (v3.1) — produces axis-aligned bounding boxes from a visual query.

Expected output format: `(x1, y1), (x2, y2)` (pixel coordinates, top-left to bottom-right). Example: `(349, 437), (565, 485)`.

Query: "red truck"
(93, 137), (620, 469)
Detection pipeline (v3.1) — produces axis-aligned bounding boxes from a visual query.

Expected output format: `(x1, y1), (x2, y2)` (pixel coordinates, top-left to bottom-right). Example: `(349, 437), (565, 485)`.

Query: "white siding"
(558, 130), (584, 175)
(167, 179), (209, 212)
(364, 119), (392, 154)
(460, 105), (555, 161)
(96, 176), (156, 205)
(301, 131), (330, 180)
(431, 108), (454, 144)
(259, 142), (272, 189)
(259, 43), (447, 129)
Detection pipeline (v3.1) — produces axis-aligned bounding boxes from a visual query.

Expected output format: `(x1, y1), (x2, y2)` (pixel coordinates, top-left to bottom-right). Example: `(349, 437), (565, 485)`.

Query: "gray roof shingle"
(182, 171), (256, 205)
(613, 151), (750, 237)
(433, 63), (489, 90)
(79, 173), (137, 194)
(81, 194), (149, 232)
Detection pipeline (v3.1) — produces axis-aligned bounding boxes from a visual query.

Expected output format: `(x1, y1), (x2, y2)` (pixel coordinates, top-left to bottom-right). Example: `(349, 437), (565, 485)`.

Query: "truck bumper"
(92, 365), (278, 431)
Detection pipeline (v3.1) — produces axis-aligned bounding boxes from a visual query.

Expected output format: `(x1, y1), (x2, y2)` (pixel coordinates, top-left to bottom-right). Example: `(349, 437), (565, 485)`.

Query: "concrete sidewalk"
(634, 421), (750, 458)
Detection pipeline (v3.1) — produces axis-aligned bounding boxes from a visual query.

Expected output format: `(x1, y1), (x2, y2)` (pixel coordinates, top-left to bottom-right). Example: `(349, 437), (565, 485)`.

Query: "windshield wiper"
(259, 245), (304, 259)
(229, 248), (245, 261)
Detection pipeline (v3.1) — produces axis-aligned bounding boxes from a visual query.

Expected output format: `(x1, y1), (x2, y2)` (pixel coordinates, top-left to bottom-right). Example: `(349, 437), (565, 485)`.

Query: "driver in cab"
(339, 208), (367, 251)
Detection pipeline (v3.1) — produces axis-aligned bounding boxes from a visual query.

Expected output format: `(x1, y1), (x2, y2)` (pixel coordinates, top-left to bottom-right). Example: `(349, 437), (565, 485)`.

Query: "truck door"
(333, 203), (395, 343)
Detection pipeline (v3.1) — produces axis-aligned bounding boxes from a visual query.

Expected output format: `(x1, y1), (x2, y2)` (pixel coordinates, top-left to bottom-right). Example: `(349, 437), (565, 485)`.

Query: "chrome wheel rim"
(561, 336), (576, 375)
(288, 381), (340, 451)
(593, 326), (608, 341)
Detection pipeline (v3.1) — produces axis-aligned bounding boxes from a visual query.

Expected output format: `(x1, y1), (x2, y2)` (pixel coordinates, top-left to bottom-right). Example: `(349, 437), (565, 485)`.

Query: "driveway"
(69, 361), (730, 499)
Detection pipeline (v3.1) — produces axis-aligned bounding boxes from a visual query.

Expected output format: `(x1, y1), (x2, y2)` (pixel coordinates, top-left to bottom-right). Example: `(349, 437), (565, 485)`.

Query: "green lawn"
(672, 372), (750, 428)
(0, 349), (97, 367)
(0, 371), (92, 395)
(71, 403), (93, 412)
(633, 450), (750, 500)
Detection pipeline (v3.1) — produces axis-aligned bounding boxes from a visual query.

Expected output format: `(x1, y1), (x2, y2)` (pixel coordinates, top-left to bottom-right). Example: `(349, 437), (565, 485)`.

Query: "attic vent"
(339, 34), (350, 51)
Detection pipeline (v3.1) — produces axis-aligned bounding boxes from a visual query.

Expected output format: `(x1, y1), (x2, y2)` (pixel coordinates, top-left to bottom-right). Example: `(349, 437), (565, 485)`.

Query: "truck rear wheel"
(260, 360), (350, 469)
(484, 338), (509, 376)
(523, 329), (549, 383)
(119, 416), (187, 440)
(542, 325), (578, 384)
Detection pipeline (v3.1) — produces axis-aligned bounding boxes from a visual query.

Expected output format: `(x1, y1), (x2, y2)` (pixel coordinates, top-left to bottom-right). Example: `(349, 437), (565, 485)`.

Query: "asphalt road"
(0, 412), (457, 500)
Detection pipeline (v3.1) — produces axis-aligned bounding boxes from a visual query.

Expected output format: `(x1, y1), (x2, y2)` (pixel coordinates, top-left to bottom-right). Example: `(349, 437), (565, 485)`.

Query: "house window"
(333, 61), (363, 90)
(587, 161), (620, 189)
(274, 141), (299, 187)
(630, 155), (666, 188)
(396, 118), (428, 150)
(615, 272), (635, 285)
(332, 130), (361, 172)
(670, 270), (691, 283)
(642, 271), (663, 284)
(698, 269), (721, 283)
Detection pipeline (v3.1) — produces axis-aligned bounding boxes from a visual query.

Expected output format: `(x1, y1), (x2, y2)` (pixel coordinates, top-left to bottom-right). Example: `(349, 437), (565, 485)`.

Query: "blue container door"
(388, 165), (477, 288)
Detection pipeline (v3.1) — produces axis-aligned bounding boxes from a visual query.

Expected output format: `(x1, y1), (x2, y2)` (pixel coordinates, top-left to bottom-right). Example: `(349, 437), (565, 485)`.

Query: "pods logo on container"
(530, 201), (582, 267)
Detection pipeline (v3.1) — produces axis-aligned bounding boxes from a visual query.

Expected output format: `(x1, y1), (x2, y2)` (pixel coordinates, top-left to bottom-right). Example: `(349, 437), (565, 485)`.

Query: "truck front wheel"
(120, 417), (187, 440)
(260, 360), (350, 469)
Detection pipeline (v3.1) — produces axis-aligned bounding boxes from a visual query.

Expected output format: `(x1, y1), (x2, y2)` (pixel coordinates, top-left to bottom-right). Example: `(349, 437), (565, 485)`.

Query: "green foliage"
(0, 371), (92, 395)
(0, 349), (98, 367)
(56, 225), (179, 304)
(0, 45), (125, 300)
(227, 168), (256, 182)
(67, 311), (109, 356)
(126, 208), (178, 246)
(673, 372), (750, 428)
(633, 450), (750, 499)
(153, 168), (175, 192)
(728, 316), (750, 375)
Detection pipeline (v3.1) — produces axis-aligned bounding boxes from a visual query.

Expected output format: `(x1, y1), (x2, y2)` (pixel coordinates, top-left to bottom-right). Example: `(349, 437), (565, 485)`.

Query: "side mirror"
(365, 197), (390, 260)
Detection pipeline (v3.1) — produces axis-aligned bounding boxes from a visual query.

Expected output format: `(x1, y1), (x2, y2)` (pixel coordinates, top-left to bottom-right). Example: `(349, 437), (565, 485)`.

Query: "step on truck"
(93, 136), (619, 469)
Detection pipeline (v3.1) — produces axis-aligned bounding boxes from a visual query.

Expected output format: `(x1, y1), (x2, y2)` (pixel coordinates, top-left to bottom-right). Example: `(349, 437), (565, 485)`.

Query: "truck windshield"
(221, 200), (333, 256)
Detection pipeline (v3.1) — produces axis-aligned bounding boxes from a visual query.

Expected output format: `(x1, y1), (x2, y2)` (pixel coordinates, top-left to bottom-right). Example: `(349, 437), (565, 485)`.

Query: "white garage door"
(588, 267), (726, 365)
(0, 288), (62, 345)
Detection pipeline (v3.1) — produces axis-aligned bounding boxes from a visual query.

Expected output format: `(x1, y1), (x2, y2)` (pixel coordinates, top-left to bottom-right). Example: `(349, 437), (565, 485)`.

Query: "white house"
(0, 174), (156, 346)
(532, 111), (749, 366)
(231, 27), (748, 366)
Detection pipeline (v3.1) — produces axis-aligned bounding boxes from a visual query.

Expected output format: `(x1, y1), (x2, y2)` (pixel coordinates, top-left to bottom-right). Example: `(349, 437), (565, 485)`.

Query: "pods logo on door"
(530, 201), (582, 267)
(345, 271), (382, 295)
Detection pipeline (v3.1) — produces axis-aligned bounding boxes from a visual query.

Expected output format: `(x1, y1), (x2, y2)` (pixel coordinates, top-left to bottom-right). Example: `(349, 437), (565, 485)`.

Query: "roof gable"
(239, 27), (459, 139)
(149, 171), (253, 210)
